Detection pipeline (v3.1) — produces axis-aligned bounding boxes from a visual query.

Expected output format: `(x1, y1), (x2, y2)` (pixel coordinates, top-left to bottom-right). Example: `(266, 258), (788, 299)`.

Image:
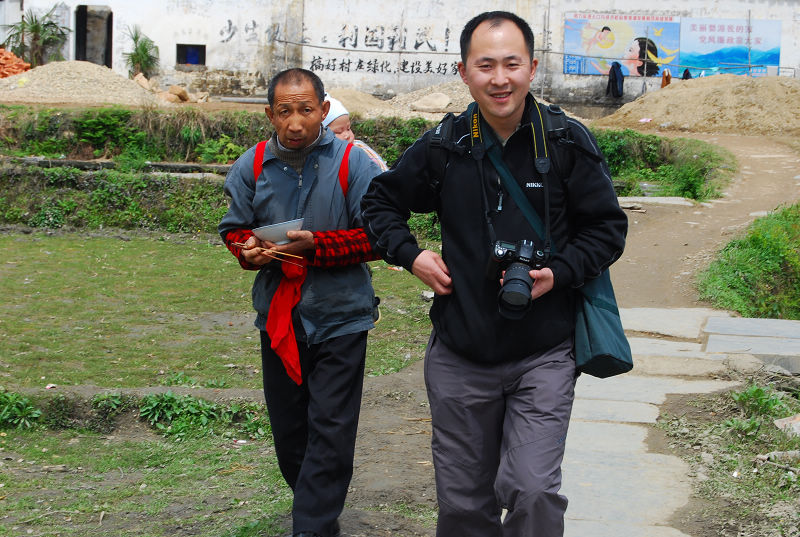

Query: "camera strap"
(468, 101), (555, 256)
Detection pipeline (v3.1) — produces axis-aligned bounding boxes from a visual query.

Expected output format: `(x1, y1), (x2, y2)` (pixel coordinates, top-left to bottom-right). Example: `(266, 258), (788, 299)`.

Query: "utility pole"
(747, 10), (752, 76)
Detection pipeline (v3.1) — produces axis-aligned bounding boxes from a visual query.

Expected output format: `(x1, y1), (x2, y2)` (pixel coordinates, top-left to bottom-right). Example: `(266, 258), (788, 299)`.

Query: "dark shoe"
(293, 527), (339, 537)
(293, 518), (340, 537)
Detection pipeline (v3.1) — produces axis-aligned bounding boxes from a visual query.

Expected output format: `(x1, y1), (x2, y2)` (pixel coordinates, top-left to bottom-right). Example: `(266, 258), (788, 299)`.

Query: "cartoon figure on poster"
(621, 37), (660, 76)
(564, 15), (680, 76)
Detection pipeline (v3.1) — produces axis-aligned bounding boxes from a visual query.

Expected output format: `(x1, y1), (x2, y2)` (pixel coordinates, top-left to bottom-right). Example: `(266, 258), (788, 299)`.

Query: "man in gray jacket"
(219, 68), (381, 537)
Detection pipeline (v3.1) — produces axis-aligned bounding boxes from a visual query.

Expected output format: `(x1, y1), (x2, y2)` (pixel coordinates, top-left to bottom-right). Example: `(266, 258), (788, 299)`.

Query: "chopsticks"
(231, 242), (304, 259)
(231, 242), (306, 267)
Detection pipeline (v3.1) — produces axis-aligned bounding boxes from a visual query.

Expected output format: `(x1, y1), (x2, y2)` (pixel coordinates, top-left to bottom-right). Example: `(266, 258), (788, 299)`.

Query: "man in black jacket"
(361, 11), (627, 537)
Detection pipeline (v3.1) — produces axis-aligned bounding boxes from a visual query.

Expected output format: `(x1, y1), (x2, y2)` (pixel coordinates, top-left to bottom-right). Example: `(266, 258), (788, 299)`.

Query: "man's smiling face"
(458, 19), (537, 139)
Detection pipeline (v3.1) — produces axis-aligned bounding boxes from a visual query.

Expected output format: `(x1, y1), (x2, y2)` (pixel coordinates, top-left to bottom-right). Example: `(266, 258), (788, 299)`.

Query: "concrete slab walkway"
(561, 307), (797, 537)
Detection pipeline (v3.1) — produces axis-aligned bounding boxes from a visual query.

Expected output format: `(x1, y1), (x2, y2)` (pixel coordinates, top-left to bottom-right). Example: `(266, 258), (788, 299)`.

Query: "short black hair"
(460, 11), (535, 64)
(267, 68), (325, 106)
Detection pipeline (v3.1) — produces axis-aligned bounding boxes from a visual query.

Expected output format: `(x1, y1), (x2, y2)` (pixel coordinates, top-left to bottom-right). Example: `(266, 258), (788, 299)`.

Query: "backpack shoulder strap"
(538, 103), (573, 181)
(253, 140), (352, 196)
(252, 140), (268, 183)
(427, 112), (456, 182)
(426, 111), (470, 198)
(337, 142), (353, 197)
(540, 103), (602, 181)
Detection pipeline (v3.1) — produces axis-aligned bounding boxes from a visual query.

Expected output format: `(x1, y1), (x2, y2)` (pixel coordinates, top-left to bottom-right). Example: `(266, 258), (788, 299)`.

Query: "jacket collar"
(262, 126), (336, 163)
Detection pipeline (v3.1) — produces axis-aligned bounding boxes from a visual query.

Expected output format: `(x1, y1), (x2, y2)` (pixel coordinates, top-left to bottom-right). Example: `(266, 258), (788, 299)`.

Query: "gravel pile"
(0, 60), (164, 107)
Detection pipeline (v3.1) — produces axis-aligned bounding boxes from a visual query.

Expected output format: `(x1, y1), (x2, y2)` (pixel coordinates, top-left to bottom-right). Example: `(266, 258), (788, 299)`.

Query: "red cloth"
(265, 259), (307, 385)
(224, 224), (375, 384)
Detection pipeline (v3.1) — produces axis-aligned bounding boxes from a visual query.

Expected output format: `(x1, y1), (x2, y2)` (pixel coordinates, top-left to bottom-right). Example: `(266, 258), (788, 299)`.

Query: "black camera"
(486, 240), (546, 319)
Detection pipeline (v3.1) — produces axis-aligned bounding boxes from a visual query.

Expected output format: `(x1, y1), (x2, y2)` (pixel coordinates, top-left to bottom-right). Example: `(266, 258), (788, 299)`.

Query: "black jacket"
(361, 95), (627, 363)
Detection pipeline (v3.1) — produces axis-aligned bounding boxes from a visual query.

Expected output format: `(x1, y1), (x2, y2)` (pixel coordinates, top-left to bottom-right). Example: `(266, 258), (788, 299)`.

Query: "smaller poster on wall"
(563, 12), (681, 77)
(679, 18), (781, 78)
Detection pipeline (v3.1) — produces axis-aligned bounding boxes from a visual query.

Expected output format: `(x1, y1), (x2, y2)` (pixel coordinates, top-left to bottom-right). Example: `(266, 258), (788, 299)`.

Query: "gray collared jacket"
(219, 129), (381, 343)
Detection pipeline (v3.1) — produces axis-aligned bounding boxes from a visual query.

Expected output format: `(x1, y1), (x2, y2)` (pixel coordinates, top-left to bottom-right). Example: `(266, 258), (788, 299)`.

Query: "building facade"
(3, 0), (799, 104)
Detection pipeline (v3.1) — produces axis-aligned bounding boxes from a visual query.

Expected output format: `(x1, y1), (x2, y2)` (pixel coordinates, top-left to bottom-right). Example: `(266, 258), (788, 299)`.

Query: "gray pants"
(424, 333), (576, 537)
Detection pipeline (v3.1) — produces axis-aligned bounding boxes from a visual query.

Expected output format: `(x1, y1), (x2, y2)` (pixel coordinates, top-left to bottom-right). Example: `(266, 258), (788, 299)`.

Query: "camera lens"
(497, 262), (533, 319)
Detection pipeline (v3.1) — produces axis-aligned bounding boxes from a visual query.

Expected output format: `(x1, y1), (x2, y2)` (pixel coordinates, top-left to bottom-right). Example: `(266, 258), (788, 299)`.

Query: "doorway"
(75, 5), (112, 68)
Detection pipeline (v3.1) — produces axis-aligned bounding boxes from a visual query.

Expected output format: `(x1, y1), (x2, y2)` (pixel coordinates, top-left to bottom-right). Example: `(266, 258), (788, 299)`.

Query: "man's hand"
(411, 250), (453, 295)
(529, 268), (554, 300)
(239, 236), (276, 266)
(240, 230), (314, 266)
(276, 230), (314, 258)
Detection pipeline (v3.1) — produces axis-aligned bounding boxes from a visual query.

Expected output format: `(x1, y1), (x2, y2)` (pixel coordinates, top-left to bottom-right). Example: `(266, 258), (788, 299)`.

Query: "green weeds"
(659, 375), (800, 535)
(593, 128), (736, 200)
(731, 383), (792, 418)
(698, 203), (800, 319)
(196, 134), (246, 164)
(1, 387), (270, 441)
(0, 390), (42, 429)
(139, 391), (226, 438)
(0, 165), (228, 232)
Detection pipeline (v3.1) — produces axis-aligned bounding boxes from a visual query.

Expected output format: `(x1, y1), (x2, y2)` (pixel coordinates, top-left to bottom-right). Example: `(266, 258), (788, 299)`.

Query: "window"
(176, 44), (206, 65)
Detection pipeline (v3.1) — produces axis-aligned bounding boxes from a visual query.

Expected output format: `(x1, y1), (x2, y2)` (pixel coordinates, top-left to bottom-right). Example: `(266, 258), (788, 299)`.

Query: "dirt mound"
(593, 74), (800, 136)
(0, 60), (164, 107)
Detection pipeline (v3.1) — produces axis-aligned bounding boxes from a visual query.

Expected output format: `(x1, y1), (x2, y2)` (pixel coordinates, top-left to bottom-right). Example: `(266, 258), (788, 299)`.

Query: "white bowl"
(252, 218), (304, 245)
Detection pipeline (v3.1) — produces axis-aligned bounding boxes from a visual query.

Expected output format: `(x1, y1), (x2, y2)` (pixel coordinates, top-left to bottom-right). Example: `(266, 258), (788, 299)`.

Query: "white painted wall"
(0, 0), (15, 45)
(9, 0), (800, 101)
(10, 0), (290, 77)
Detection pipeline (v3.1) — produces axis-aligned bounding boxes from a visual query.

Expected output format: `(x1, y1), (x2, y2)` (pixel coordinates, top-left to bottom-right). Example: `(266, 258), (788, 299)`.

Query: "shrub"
(592, 128), (734, 200)
(123, 25), (159, 78)
(3, 7), (70, 67)
(353, 116), (432, 167)
(0, 390), (42, 429)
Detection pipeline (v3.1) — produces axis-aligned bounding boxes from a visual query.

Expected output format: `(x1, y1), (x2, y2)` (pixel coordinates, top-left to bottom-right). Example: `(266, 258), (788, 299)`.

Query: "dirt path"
(611, 134), (800, 309)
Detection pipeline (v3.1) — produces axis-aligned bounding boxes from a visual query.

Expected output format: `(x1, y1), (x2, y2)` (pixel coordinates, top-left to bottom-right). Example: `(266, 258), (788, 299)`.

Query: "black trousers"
(260, 329), (367, 537)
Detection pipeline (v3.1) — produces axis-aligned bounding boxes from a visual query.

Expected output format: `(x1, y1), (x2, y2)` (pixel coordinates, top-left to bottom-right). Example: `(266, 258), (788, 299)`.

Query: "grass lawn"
(0, 229), (435, 536)
(0, 231), (433, 388)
